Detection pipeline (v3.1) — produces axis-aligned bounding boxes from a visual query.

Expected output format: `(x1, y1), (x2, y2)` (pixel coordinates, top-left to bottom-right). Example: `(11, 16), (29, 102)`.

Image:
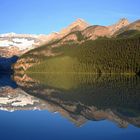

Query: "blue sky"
(0, 0), (140, 34)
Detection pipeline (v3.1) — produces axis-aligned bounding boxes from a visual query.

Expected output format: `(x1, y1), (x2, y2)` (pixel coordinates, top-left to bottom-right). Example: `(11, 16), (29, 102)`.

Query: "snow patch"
(0, 38), (35, 50)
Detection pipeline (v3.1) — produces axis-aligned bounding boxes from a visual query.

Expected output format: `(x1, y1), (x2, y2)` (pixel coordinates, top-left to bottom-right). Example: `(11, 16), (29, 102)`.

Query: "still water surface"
(0, 73), (140, 140)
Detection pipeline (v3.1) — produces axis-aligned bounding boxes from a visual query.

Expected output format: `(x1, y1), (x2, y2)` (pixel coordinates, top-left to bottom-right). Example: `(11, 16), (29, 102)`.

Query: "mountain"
(39, 19), (90, 44)
(82, 25), (110, 40)
(108, 18), (130, 35)
(43, 18), (131, 46)
(0, 18), (132, 57)
(60, 18), (90, 35)
(73, 18), (130, 41)
(126, 20), (140, 30)
(59, 18), (130, 42)
(0, 33), (50, 57)
(14, 35), (140, 75)
(0, 19), (89, 57)
(114, 20), (140, 37)
(13, 18), (140, 75)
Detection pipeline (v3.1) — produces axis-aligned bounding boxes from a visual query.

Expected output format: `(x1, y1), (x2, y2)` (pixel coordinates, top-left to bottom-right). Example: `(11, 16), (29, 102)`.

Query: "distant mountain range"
(0, 33), (48, 57)
(13, 18), (140, 75)
(1, 18), (140, 57)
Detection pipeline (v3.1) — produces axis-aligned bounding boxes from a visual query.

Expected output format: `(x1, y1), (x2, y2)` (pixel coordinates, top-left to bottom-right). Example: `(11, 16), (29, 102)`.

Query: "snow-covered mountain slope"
(0, 33), (41, 49)
(0, 33), (50, 57)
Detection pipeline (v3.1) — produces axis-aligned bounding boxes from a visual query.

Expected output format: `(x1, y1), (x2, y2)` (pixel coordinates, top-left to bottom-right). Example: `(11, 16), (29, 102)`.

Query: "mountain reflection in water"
(0, 73), (140, 128)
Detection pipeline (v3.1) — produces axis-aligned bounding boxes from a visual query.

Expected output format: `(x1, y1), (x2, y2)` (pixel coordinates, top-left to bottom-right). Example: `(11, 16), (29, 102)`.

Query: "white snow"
(0, 40), (13, 47)
(0, 38), (35, 50)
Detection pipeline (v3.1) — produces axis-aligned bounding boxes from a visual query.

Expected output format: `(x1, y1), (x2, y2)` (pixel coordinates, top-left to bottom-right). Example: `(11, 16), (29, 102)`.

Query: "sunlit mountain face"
(1, 18), (139, 58)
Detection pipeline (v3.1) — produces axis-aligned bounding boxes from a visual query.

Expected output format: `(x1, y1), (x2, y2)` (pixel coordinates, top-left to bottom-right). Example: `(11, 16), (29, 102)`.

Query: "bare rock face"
(45, 19), (90, 43)
(38, 32), (60, 44)
(45, 18), (130, 46)
(108, 18), (130, 35)
(60, 19), (90, 35)
(82, 25), (110, 40)
(61, 33), (78, 42)
(57, 18), (130, 42)
(114, 20), (140, 36)
(127, 20), (140, 30)
(0, 46), (21, 57)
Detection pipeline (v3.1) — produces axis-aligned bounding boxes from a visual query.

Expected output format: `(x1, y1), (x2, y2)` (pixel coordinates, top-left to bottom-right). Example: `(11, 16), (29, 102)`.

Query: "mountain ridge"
(1, 18), (136, 57)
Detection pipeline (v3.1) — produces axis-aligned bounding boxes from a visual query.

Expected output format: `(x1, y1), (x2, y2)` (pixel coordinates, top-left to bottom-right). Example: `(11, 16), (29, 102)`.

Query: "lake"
(0, 73), (140, 140)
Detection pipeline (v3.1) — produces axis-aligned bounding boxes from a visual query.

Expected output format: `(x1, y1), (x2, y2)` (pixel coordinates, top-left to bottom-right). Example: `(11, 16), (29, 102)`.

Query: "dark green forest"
(27, 37), (140, 74)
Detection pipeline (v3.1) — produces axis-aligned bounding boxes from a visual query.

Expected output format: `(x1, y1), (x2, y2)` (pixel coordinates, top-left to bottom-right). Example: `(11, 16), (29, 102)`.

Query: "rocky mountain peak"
(117, 18), (129, 26)
(108, 18), (130, 35)
(69, 18), (89, 29)
(73, 18), (89, 25)
(60, 18), (90, 35)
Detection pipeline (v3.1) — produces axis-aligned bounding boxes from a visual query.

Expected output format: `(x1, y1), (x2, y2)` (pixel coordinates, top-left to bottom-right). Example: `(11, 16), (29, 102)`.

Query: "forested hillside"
(26, 37), (140, 74)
